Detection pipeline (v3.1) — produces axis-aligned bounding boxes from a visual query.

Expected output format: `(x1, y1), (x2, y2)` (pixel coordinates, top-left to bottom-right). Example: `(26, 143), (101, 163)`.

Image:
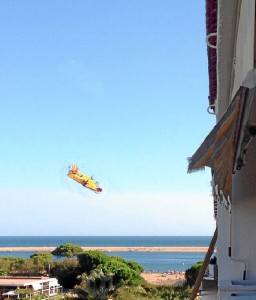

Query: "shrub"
(30, 252), (53, 264)
(51, 258), (79, 288)
(100, 259), (144, 286)
(0, 257), (25, 275)
(157, 285), (189, 300)
(77, 251), (144, 286)
(115, 285), (158, 300)
(111, 256), (144, 273)
(30, 252), (53, 273)
(51, 244), (83, 258)
(185, 261), (203, 287)
(75, 269), (114, 300)
(77, 251), (110, 274)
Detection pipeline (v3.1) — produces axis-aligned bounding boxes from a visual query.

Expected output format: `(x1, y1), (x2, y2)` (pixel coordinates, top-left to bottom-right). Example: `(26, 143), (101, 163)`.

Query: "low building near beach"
(0, 276), (62, 299)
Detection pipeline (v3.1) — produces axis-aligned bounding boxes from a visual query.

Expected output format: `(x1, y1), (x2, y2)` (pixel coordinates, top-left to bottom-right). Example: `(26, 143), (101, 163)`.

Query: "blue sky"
(0, 1), (216, 235)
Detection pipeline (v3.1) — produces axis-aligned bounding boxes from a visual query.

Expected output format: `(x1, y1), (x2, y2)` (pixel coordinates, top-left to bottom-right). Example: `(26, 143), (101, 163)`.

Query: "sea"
(0, 236), (210, 273)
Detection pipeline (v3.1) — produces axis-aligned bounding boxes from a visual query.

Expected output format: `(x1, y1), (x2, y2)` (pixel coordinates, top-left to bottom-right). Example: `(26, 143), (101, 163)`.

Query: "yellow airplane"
(67, 164), (102, 193)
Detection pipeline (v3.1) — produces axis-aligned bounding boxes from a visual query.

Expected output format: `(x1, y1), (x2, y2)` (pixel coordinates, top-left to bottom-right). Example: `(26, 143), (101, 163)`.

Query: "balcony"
(218, 280), (256, 299)
(200, 263), (218, 300)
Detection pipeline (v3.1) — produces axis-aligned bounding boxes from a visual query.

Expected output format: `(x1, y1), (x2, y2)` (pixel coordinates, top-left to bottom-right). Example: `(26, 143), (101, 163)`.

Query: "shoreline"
(0, 246), (209, 252)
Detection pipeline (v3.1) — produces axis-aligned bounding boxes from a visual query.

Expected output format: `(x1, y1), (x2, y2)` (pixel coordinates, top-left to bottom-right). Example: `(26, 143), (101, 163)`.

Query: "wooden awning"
(188, 70), (256, 200)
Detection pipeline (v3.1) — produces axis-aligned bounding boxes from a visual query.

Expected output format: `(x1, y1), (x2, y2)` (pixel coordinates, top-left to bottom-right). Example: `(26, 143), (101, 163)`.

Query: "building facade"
(0, 276), (61, 299)
(190, 1), (256, 299)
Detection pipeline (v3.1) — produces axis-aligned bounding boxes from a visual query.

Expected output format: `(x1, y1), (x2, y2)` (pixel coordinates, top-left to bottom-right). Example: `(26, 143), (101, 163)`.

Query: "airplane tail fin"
(69, 163), (78, 171)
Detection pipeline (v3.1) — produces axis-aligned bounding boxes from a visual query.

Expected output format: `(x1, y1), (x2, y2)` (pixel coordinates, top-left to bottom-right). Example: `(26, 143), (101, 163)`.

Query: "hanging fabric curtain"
(188, 69), (256, 200)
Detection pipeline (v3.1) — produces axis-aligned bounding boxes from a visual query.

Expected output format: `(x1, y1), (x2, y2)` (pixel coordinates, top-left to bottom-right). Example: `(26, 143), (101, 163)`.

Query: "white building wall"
(201, 1), (256, 299)
(231, 0), (255, 99)
(216, 0), (239, 118)
(216, 0), (255, 118)
(216, 0), (256, 288)
(217, 203), (244, 281)
(231, 138), (256, 280)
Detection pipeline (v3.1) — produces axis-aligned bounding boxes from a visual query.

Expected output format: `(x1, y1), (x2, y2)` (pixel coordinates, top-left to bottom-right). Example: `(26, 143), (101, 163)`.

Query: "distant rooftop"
(0, 276), (54, 287)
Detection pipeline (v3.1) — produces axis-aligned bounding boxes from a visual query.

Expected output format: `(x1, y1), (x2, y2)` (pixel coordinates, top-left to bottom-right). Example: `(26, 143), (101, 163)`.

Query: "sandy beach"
(0, 246), (208, 252)
(141, 271), (185, 286)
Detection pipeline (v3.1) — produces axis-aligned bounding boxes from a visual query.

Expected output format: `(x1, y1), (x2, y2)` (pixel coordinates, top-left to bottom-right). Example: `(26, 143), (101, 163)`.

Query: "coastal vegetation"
(51, 244), (83, 258)
(0, 243), (196, 299)
(185, 261), (203, 287)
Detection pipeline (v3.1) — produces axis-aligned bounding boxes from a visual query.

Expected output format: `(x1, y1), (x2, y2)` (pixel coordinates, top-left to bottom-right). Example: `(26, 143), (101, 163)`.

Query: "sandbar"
(0, 246), (209, 252)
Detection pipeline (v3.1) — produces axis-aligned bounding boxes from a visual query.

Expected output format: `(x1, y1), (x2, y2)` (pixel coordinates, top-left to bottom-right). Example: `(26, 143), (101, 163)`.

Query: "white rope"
(206, 32), (217, 49)
(207, 104), (216, 115)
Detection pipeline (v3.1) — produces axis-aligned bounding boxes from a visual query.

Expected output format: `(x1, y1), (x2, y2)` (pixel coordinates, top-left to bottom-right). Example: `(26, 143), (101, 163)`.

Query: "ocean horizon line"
(0, 235), (211, 237)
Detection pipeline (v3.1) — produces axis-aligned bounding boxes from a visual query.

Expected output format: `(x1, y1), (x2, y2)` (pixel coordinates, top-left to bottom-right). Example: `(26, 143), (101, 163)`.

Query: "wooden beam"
(189, 227), (218, 300)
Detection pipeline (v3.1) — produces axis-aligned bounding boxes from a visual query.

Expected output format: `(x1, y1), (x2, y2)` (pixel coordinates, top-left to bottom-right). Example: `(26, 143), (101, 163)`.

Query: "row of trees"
(0, 253), (52, 276)
(0, 244), (146, 299)
(0, 243), (199, 299)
